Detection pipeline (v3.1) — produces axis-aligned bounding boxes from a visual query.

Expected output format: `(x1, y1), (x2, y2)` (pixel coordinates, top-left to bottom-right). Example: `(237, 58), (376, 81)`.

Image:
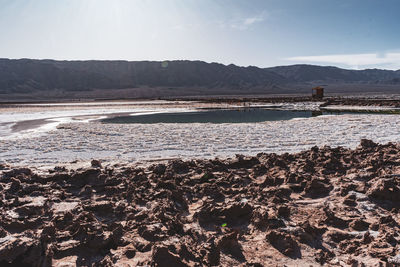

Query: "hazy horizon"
(0, 0), (399, 70)
(2, 57), (400, 72)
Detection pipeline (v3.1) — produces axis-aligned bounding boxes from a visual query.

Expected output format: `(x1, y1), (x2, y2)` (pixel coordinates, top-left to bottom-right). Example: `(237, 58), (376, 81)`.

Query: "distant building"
(312, 86), (324, 99)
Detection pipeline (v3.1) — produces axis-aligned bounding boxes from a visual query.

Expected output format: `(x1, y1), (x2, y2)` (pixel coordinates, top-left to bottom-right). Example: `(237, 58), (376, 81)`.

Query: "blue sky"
(0, 0), (399, 69)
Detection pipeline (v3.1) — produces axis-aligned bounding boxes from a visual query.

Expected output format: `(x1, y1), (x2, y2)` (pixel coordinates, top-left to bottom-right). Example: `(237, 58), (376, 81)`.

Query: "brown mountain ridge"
(1, 58), (399, 100)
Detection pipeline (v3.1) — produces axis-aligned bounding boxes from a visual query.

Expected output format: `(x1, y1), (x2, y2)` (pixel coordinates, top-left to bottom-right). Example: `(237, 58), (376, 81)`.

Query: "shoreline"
(1, 93), (400, 105)
(2, 112), (400, 168)
(1, 98), (400, 140)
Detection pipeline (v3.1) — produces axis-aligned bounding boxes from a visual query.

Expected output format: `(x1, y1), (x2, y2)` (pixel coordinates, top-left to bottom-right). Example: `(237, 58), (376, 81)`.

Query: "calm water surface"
(102, 109), (323, 124)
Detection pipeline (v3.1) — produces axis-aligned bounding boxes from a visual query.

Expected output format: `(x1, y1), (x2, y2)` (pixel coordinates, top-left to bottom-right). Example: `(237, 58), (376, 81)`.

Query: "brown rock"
(3, 168), (32, 178)
(151, 163), (166, 175)
(277, 205), (290, 218)
(350, 219), (370, 231)
(367, 177), (400, 202)
(315, 248), (335, 265)
(343, 194), (357, 206)
(9, 178), (21, 193)
(360, 139), (378, 149)
(324, 229), (353, 243)
(266, 230), (300, 258)
(304, 178), (332, 198)
(91, 159), (102, 168)
(203, 239), (220, 266)
(298, 222), (326, 244)
(196, 201), (253, 227)
(251, 207), (269, 229)
(151, 245), (189, 267)
(217, 231), (245, 261)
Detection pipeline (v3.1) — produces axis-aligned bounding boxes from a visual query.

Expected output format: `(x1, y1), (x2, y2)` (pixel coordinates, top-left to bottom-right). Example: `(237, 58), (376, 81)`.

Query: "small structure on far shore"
(312, 86), (324, 99)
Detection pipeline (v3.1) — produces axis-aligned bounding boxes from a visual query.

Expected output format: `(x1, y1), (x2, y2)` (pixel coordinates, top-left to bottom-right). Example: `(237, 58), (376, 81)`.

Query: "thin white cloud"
(285, 52), (400, 70)
(228, 13), (266, 30)
(243, 16), (264, 26)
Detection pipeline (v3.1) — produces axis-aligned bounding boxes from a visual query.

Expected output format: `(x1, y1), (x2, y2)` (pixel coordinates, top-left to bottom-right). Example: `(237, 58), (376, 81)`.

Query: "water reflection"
(102, 108), (313, 124)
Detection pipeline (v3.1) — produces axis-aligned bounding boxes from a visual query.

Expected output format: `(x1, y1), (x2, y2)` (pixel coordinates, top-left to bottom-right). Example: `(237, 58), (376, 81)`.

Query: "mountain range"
(1, 58), (399, 100)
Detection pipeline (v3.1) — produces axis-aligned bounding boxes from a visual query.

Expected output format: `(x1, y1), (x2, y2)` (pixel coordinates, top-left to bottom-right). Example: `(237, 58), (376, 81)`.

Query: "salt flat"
(0, 101), (199, 139)
(1, 112), (399, 168)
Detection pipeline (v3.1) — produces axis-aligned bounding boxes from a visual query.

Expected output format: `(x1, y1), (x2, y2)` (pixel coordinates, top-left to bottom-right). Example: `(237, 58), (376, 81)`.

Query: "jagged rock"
(304, 178), (332, 197)
(85, 201), (113, 214)
(360, 139), (378, 149)
(151, 164), (167, 175)
(91, 159), (102, 168)
(3, 168), (32, 178)
(323, 206), (349, 228)
(0, 236), (41, 265)
(125, 248), (136, 259)
(266, 230), (300, 258)
(298, 222), (326, 244)
(1, 142), (400, 265)
(217, 231), (245, 261)
(0, 164), (10, 171)
(251, 207), (269, 229)
(169, 160), (190, 174)
(367, 177), (400, 202)
(196, 202), (253, 227)
(138, 224), (165, 242)
(315, 248), (335, 265)
(151, 245), (189, 267)
(229, 155), (260, 169)
(277, 205), (290, 218)
(343, 194), (357, 206)
(350, 219), (370, 231)
(324, 229), (353, 243)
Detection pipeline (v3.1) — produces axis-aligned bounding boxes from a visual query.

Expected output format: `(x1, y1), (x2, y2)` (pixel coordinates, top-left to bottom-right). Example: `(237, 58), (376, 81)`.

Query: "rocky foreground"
(1, 140), (400, 266)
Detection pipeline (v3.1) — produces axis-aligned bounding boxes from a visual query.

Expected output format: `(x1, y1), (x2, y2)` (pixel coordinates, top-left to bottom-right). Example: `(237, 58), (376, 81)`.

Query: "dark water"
(102, 109), (324, 124)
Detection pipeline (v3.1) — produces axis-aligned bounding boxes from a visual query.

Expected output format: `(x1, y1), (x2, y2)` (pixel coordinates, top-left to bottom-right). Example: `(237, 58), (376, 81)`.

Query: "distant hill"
(0, 58), (399, 101)
(266, 64), (400, 84)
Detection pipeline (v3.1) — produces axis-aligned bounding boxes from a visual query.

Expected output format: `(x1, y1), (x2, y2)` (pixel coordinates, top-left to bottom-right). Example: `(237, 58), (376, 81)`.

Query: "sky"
(0, 0), (399, 70)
